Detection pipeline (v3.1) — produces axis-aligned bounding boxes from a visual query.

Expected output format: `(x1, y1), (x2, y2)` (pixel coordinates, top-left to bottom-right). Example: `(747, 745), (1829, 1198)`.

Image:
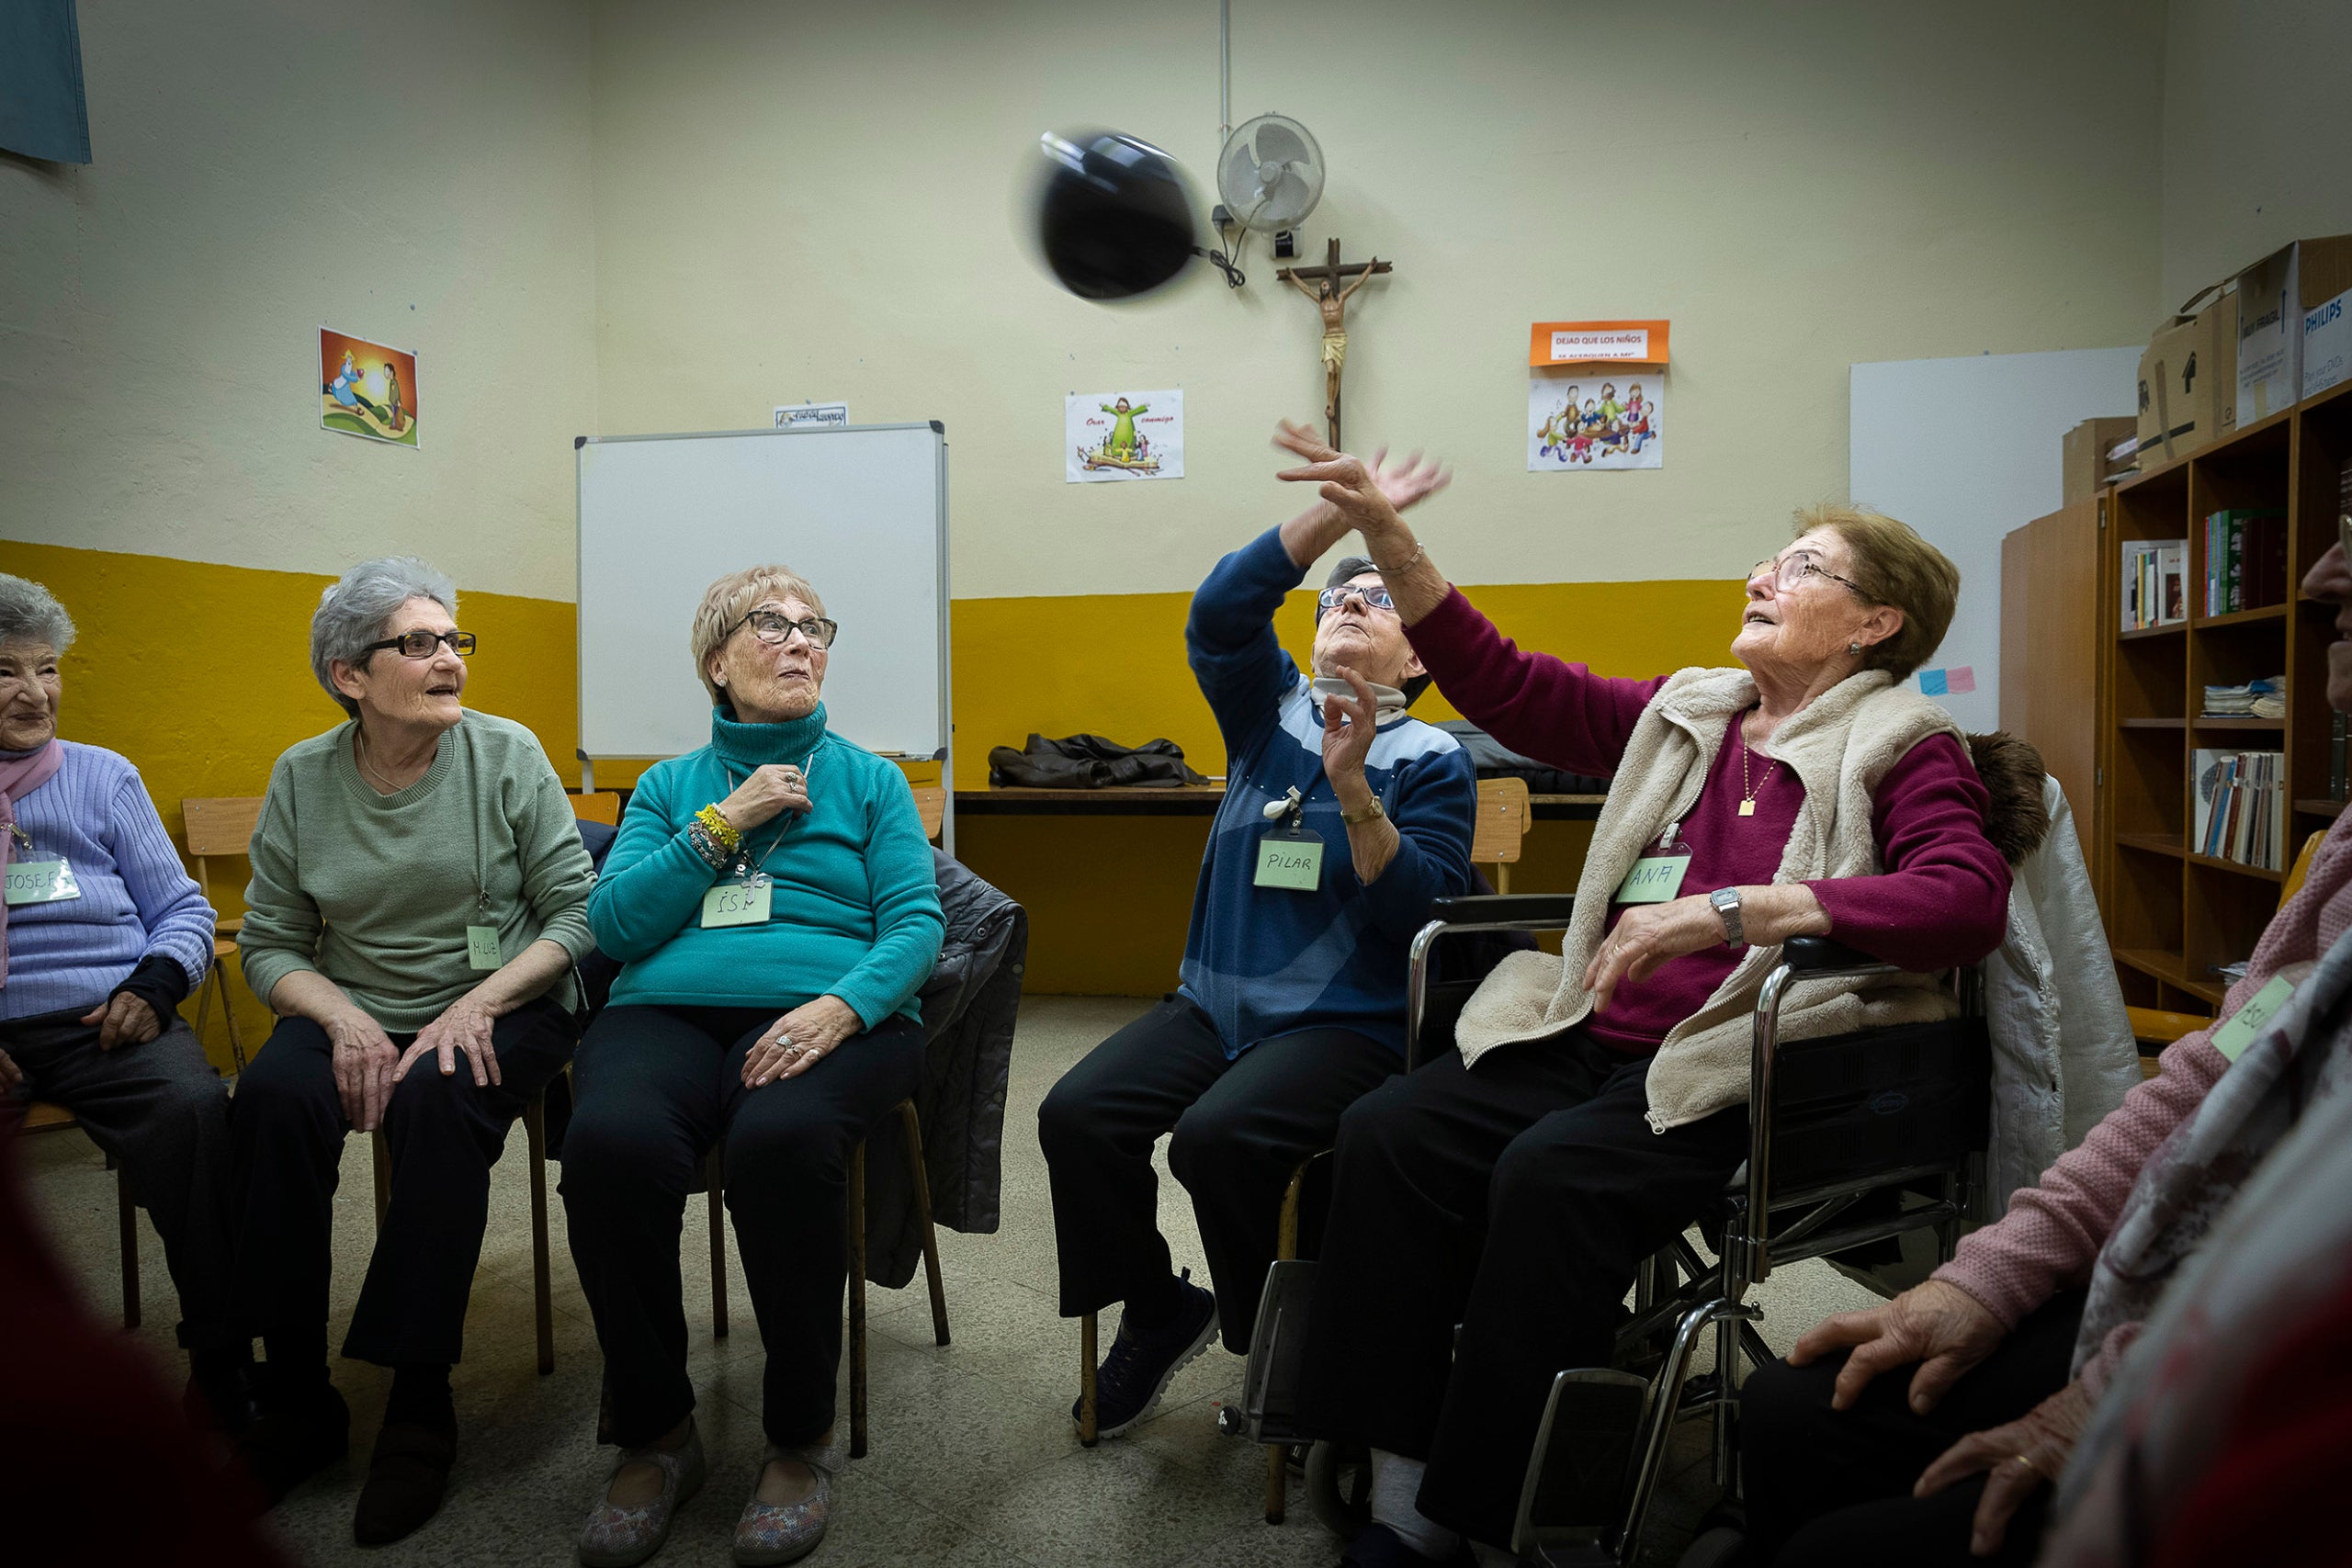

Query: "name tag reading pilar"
(1254, 830), (1325, 892)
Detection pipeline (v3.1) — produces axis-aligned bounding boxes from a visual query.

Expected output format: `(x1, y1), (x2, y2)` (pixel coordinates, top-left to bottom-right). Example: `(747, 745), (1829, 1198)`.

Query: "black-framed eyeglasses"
(731, 609), (840, 649)
(362, 629), (477, 659)
(1747, 550), (1871, 599)
(1316, 583), (1396, 619)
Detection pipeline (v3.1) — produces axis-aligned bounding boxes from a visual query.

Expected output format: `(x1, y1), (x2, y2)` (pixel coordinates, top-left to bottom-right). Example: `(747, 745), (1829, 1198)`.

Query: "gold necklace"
(355, 726), (419, 794)
(1739, 716), (1780, 818)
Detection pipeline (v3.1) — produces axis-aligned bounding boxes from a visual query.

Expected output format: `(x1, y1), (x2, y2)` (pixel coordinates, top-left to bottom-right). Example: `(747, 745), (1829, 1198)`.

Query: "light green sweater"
(238, 711), (597, 1032)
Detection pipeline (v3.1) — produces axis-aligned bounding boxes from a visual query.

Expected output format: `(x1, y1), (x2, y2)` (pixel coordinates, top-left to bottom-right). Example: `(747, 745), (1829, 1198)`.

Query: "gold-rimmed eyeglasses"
(1747, 550), (1871, 599)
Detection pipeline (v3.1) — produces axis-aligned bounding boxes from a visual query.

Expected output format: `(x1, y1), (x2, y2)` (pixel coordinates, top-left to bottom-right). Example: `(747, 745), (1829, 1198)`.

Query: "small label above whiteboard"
(775, 402), (849, 429)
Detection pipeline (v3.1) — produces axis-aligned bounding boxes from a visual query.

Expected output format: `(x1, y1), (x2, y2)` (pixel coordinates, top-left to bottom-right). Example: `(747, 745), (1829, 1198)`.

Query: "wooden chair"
(2128, 828), (2329, 1075)
(181, 795), (265, 1074)
(1472, 776), (1533, 894)
(568, 791), (623, 826)
(19, 1101), (141, 1328)
(910, 785), (946, 843)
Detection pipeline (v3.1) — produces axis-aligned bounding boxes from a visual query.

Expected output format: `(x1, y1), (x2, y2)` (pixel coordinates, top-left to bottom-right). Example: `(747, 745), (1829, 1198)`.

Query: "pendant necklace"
(1739, 713), (1780, 818)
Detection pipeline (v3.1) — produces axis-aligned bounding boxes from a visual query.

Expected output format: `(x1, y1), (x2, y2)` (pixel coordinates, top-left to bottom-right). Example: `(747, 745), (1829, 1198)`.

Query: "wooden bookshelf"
(2098, 378), (2352, 1019)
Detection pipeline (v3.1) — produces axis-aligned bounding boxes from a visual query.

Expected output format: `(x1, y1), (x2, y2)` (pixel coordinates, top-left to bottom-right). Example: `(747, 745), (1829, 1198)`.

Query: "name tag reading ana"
(3, 857), (80, 906)
(2211, 974), (2297, 1063)
(1613, 852), (1692, 905)
(701, 878), (774, 929)
(1253, 830), (1325, 892)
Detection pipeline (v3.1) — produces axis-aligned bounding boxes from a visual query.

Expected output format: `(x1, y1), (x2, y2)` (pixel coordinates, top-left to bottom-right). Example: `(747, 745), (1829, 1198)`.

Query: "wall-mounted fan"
(1205, 113), (1325, 287)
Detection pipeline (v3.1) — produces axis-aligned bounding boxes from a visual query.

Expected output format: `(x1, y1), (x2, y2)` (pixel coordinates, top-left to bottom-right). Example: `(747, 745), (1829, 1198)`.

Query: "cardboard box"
(2233, 235), (2352, 422)
(2138, 299), (2236, 465)
(2063, 416), (2137, 502)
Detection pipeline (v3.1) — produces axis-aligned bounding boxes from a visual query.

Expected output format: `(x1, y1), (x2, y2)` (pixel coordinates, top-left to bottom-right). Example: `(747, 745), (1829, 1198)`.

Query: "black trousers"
(1297, 1026), (1752, 1547)
(1038, 996), (1396, 1351)
(2, 1010), (237, 1353)
(559, 1004), (925, 1448)
(1741, 1292), (2086, 1567)
(227, 998), (575, 1367)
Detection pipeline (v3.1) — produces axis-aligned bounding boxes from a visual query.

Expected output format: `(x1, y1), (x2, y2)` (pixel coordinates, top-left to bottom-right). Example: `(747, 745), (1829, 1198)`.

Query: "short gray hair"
(311, 557), (458, 716)
(0, 574), (76, 656)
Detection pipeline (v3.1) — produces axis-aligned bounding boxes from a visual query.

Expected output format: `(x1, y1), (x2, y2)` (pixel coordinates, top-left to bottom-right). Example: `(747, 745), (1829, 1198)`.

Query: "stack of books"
(2193, 749), (2287, 870)
(2121, 539), (2188, 630)
(2202, 677), (2286, 718)
(2202, 509), (2288, 615)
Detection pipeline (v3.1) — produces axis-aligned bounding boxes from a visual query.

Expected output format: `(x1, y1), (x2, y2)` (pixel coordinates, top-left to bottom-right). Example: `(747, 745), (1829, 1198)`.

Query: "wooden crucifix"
(1277, 237), (1393, 449)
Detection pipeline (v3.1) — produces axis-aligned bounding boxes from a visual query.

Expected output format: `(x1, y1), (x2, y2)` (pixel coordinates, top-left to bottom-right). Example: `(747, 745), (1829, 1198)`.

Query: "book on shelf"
(2202, 676), (2285, 718)
(2192, 749), (2287, 871)
(2121, 538), (2189, 630)
(2201, 509), (2287, 615)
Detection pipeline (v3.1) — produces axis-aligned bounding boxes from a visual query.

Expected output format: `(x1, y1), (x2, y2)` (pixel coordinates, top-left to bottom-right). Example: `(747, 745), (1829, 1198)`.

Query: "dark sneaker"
(241, 1378), (350, 1504)
(1071, 1270), (1218, 1438)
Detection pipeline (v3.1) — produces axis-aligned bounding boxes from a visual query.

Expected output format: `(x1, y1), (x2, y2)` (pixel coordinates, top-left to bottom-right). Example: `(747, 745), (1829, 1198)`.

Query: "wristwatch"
(1708, 886), (1746, 947)
(1340, 795), (1385, 826)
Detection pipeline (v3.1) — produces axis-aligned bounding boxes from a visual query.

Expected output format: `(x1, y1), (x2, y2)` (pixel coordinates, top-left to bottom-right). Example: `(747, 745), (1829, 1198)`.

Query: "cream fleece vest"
(1453, 666), (1968, 1131)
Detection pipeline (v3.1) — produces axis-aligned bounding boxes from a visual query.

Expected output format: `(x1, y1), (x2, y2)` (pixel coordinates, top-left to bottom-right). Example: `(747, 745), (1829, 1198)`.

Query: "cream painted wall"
(2160, 0), (2352, 313)
(0, 0), (597, 601)
(588, 0), (2163, 601)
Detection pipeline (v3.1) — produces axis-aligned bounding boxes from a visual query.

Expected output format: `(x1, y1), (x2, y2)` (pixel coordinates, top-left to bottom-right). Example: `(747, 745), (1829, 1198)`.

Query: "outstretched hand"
(1272, 422), (1447, 536)
(1318, 664), (1380, 786)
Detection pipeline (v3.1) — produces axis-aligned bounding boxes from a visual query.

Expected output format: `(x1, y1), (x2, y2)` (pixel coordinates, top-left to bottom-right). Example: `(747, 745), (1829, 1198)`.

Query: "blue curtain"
(0, 0), (92, 164)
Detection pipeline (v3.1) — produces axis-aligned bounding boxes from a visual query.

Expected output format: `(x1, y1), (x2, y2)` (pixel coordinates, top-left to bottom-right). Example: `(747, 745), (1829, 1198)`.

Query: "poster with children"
(319, 327), (421, 448)
(1068, 389), (1183, 482)
(1527, 369), (1662, 471)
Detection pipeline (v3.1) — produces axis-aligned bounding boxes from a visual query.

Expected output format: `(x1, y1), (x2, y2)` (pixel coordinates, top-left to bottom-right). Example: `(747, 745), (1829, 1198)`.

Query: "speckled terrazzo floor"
(22, 995), (1887, 1568)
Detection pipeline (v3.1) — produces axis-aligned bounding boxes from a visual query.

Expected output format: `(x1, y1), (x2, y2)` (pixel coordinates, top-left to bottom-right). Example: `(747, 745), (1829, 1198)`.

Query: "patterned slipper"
(578, 1418), (707, 1568)
(731, 1431), (845, 1566)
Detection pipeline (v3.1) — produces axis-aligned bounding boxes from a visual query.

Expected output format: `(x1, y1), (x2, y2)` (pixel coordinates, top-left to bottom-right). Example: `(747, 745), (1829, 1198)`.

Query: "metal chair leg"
(1265, 1162), (1308, 1524)
(848, 1136), (869, 1461)
(897, 1100), (950, 1347)
(526, 1090), (553, 1376)
(707, 1148), (728, 1339)
(116, 1158), (141, 1331)
(1079, 1312), (1099, 1447)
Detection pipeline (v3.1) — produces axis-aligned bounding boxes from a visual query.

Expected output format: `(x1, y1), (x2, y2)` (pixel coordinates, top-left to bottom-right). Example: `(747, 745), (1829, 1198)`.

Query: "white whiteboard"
(1850, 348), (2139, 732)
(576, 423), (949, 763)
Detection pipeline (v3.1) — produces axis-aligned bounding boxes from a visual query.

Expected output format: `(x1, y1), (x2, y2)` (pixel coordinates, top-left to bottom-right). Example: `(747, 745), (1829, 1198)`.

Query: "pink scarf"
(0, 739), (66, 986)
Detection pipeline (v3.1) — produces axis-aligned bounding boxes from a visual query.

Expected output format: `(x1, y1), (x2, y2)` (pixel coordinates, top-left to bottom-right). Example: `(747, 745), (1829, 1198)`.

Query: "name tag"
(3, 857), (80, 907)
(1253, 829), (1325, 892)
(1613, 852), (1692, 905)
(701, 877), (774, 928)
(2211, 974), (2296, 1063)
(466, 924), (503, 971)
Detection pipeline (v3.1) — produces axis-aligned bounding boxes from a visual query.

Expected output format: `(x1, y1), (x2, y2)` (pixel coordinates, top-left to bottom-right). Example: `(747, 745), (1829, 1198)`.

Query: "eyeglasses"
(732, 610), (840, 649)
(362, 629), (477, 659)
(1316, 583), (1396, 618)
(1747, 551), (1871, 599)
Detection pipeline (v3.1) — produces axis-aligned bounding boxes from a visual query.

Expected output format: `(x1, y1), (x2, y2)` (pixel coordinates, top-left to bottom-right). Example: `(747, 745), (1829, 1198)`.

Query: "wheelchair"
(1240, 892), (1989, 1567)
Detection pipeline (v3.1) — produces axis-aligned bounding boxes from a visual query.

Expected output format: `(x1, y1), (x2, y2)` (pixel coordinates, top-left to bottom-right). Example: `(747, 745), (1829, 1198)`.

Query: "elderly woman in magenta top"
(1264, 424), (2014, 1564)
(563, 565), (942, 1568)
(232, 558), (596, 1542)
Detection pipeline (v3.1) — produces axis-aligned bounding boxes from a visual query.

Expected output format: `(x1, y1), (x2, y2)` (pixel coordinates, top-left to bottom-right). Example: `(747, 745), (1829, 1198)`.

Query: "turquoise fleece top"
(589, 704), (943, 1026)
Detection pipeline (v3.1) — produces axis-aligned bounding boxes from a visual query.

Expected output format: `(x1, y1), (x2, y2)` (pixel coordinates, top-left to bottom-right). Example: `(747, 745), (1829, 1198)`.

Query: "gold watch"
(1340, 795), (1385, 826)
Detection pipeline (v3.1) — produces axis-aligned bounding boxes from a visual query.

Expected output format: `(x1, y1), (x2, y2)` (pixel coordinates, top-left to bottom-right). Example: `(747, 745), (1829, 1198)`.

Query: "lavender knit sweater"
(0, 740), (216, 1022)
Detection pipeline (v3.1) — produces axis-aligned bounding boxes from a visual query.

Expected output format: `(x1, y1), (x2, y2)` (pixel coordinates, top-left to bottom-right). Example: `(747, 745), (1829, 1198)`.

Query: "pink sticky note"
(1946, 665), (1976, 694)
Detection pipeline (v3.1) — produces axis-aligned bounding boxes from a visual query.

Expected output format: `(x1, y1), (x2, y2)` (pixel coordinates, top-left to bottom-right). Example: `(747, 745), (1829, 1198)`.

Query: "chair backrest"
(910, 784), (946, 841)
(181, 795), (265, 909)
(569, 790), (623, 826)
(2281, 829), (2329, 908)
(1471, 777), (1532, 892)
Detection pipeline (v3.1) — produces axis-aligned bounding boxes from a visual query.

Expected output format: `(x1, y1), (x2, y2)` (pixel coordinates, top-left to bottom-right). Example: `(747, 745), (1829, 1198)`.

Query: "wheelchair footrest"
(1241, 1259), (1317, 1444)
(1514, 1368), (1648, 1549)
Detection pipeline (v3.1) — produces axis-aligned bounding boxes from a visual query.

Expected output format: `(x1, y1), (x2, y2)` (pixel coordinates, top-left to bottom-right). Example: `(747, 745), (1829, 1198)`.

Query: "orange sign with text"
(1529, 320), (1670, 368)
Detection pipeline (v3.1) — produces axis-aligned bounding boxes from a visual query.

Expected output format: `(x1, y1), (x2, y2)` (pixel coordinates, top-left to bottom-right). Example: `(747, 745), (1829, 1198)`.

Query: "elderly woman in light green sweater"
(231, 557), (595, 1545)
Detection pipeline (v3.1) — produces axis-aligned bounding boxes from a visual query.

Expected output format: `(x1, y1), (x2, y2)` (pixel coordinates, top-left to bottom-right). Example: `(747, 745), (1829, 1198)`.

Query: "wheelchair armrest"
(1428, 894), (1578, 927)
(1777, 935), (1893, 976)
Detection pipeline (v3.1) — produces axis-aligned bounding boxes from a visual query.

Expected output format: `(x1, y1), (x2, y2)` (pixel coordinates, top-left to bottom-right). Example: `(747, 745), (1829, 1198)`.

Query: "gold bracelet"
(695, 804), (742, 852)
(1374, 539), (1424, 574)
(1340, 795), (1385, 826)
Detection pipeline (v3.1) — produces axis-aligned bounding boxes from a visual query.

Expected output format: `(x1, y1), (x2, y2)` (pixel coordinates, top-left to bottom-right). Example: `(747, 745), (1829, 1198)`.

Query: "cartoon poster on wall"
(1526, 320), (1668, 472)
(320, 327), (420, 447)
(1068, 389), (1182, 481)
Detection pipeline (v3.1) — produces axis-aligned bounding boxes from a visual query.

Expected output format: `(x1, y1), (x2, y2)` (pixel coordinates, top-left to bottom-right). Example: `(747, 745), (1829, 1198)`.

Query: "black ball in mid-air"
(1030, 130), (1197, 301)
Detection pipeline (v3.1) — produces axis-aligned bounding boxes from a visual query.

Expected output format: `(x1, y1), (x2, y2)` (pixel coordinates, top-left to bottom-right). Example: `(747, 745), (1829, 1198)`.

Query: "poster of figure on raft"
(1068, 389), (1182, 481)
(1527, 368), (1661, 471)
(319, 328), (420, 448)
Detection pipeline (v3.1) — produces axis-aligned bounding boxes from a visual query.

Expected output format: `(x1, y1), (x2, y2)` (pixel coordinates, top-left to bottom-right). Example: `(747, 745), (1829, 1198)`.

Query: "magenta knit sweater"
(1935, 810), (2352, 1395)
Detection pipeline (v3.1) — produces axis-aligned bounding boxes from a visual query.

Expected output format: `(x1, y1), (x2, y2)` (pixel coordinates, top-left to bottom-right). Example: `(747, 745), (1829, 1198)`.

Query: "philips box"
(2233, 235), (2352, 423)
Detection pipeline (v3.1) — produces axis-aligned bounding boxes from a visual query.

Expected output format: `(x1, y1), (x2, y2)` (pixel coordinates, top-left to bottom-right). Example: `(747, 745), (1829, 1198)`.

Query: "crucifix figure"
(1277, 238), (1393, 449)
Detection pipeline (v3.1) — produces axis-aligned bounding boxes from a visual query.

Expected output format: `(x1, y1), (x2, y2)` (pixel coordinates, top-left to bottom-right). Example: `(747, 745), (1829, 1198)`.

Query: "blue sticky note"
(1917, 669), (1950, 696)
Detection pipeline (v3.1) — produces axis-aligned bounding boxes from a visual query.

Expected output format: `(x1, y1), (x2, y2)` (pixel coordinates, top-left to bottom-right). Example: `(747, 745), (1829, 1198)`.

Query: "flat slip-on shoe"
(579, 1419), (707, 1568)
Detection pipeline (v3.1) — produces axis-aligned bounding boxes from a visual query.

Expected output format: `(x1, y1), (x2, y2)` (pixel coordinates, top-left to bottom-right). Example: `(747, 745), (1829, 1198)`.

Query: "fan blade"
(1250, 120), (1313, 168)
(1218, 139), (1261, 209)
(1261, 169), (1317, 226)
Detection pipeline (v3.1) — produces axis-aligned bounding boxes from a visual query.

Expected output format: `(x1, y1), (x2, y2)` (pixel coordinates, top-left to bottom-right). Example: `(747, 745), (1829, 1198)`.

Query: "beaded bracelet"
(694, 804), (742, 852)
(686, 822), (733, 872)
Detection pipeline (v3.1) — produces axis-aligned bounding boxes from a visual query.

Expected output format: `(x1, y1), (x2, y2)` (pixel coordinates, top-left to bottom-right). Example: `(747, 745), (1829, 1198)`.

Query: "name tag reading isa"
(701, 879), (774, 929)
(1613, 852), (1691, 906)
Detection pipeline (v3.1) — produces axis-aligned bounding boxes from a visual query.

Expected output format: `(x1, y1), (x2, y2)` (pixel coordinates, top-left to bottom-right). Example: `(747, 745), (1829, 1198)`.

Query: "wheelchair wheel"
(1673, 1525), (1747, 1568)
(1304, 1440), (1373, 1540)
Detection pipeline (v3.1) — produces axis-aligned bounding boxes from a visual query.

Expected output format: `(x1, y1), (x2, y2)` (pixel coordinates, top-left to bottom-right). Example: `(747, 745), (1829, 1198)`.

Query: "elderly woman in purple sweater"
(0, 575), (245, 1427)
(1265, 425), (2013, 1566)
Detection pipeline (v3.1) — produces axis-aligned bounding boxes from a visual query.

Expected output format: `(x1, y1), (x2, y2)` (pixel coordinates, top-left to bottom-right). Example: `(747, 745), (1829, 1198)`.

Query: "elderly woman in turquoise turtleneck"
(563, 564), (943, 1568)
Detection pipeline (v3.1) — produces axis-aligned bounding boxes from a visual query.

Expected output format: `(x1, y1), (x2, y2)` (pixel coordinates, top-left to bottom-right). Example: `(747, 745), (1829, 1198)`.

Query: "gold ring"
(2013, 1452), (2042, 1479)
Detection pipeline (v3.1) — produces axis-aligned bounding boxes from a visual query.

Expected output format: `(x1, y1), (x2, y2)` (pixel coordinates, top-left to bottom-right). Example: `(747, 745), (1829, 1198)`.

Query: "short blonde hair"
(688, 565), (829, 706)
(1794, 504), (1958, 682)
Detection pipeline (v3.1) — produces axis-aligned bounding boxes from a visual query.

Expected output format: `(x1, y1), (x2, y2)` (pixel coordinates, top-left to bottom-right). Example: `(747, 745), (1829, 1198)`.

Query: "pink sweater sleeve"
(1404, 587), (1666, 780)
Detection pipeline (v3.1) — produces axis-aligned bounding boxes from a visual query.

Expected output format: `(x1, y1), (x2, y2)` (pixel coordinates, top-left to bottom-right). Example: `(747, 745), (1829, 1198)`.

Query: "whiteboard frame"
(573, 422), (954, 853)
